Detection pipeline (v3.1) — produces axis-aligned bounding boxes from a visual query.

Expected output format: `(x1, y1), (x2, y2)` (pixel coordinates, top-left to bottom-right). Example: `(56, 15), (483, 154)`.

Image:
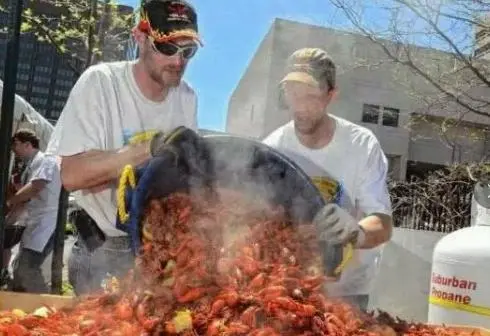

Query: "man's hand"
(150, 126), (201, 158)
(5, 202), (24, 226)
(313, 204), (366, 248)
(150, 126), (213, 179)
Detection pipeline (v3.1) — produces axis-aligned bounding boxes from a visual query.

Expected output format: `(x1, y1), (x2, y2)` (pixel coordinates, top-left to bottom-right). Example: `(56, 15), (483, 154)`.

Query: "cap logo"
(137, 9), (202, 45)
(167, 2), (190, 22)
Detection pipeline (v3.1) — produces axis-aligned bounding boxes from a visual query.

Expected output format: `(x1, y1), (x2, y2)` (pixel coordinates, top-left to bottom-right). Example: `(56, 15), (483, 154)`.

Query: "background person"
(8, 129), (61, 293)
(46, 0), (202, 295)
(263, 47), (393, 311)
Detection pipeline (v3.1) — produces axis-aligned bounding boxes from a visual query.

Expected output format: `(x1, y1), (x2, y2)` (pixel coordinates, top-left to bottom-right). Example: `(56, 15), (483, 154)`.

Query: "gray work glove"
(313, 203), (366, 248)
(148, 126), (215, 184)
(149, 126), (200, 158)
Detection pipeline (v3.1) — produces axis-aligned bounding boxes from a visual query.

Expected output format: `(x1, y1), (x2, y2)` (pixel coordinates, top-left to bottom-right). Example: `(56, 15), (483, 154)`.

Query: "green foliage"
(65, 222), (75, 235)
(1, 0), (136, 72)
(61, 281), (75, 296)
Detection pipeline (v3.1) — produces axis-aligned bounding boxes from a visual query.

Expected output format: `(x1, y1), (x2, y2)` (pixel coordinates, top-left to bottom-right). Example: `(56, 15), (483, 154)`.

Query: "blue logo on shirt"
(122, 129), (157, 146)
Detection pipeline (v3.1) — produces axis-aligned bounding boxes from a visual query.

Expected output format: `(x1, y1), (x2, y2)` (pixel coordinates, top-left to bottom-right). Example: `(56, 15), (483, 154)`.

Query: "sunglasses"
(148, 37), (198, 59)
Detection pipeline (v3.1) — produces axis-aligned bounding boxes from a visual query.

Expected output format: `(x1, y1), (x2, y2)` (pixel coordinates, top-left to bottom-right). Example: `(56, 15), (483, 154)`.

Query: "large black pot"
(119, 133), (345, 277)
(201, 134), (344, 277)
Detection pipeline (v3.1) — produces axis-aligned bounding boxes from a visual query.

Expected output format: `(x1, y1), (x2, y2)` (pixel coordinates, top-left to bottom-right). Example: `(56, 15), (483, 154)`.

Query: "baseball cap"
(281, 48), (336, 90)
(138, 0), (201, 45)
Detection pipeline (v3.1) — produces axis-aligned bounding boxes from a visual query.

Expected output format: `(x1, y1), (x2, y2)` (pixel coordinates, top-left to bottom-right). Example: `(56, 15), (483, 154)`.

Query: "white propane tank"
(428, 181), (490, 328)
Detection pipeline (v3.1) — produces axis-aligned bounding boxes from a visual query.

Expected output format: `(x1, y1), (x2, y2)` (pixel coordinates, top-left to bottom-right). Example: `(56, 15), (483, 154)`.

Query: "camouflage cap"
(281, 48), (336, 90)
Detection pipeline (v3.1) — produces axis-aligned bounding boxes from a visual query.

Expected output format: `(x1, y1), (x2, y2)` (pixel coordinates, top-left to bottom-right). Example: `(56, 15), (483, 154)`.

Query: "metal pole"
(50, 188), (68, 294)
(0, 0), (24, 270)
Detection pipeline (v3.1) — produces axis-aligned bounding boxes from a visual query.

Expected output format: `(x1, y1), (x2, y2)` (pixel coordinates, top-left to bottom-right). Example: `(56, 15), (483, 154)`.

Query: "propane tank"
(428, 180), (490, 328)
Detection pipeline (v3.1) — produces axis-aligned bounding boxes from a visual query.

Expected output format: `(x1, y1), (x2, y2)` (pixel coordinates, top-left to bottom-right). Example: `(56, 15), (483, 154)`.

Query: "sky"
(121, 0), (471, 131)
(122, 0), (353, 131)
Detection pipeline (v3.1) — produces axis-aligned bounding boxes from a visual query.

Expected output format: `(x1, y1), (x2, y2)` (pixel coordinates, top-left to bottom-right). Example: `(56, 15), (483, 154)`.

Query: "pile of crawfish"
(0, 189), (484, 336)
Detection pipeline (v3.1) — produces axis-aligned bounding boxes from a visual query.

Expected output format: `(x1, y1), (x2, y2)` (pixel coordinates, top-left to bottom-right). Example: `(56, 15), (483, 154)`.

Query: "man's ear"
(132, 27), (146, 45)
(325, 87), (338, 104)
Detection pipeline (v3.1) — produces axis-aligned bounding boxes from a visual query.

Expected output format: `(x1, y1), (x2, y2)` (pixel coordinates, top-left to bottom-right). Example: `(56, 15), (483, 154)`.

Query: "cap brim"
(280, 72), (319, 87)
(170, 29), (203, 46)
(152, 29), (203, 46)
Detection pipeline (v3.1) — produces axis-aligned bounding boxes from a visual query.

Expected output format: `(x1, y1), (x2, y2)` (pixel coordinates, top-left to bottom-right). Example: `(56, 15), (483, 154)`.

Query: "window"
(362, 104), (380, 124)
(34, 75), (50, 84)
(16, 73), (29, 80)
(53, 100), (65, 108)
(54, 89), (69, 97)
(50, 109), (62, 119)
(382, 107), (400, 127)
(32, 86), (49, 94)
(56, 79), (72, 87)
(35, 66), (51, 74)
(362, 104), (400, 127)
(16, 83), (27, 91)
(57, 69), (73, 77)
(475, 43), (490, 58)
(30, 97), (47, 105)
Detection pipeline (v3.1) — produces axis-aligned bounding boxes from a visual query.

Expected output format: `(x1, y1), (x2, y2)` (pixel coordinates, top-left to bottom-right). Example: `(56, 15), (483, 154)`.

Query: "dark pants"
(343, 294), (370, 311)
(11, 235), (54, 293)
(68, 236), (134, 296)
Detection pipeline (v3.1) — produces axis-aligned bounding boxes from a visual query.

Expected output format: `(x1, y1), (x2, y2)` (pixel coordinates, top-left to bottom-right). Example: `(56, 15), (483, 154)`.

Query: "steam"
(187, 135), (323, 262)
(189, 134), (367, 299)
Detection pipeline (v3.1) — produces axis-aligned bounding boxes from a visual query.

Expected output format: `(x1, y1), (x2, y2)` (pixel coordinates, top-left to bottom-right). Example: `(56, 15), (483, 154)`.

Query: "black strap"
(72, 209), (106, 252)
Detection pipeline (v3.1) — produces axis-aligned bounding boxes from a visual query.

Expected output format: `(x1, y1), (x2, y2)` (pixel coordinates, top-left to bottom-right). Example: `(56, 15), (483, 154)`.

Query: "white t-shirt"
(263, 115), (392, 296)
(46, 60), (198, 237)
(21, 151), (61, 252)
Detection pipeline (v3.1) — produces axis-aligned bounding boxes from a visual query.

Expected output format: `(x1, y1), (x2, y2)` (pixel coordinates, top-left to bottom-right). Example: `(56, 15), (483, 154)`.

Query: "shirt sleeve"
(189, 93), (198, 131)
(179, 81), (198, 131)
(28, 155), (58, 184)
(356, 138), (392, 217)
(46, 66), (107, 156)
(262, 127), (284, 148)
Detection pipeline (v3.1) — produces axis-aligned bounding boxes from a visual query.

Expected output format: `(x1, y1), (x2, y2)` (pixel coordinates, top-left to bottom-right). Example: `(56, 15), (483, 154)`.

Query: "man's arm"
(61, 142), (151, 192)
(357, 213), (393, 249)
(7, 179), (47, 208)
(356, 138), (393, 249)
(46, 66), (152, 192)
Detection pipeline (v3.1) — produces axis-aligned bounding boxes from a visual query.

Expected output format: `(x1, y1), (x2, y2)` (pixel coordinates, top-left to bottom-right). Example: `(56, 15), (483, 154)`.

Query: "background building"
(226, 19), (490, 180)
(0, 0), (133, 123)
(475, 14), (490, 60)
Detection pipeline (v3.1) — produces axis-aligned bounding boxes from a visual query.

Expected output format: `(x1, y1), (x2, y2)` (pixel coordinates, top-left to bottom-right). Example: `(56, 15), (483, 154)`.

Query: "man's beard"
(143, 52), (185, 88)
(150, 67), (184, 87)
(294, 115), (325, 135)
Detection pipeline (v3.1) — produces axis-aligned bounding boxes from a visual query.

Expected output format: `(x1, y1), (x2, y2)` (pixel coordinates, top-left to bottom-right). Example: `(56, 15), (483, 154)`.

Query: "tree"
(388, 161), (489, 232)
(1, 0), (136, 75)
(326, 0), (490, 162)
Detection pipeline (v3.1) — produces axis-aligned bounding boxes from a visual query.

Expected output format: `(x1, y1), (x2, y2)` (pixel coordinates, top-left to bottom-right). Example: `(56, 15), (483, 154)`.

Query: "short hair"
(12, 129), (40, 149)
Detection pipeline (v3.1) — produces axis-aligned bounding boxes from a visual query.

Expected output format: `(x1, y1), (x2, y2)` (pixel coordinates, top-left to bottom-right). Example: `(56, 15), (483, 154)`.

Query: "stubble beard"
(143, 52), (185, 88)
(150, 67), (184, 88)
(294, 115), (325, 136)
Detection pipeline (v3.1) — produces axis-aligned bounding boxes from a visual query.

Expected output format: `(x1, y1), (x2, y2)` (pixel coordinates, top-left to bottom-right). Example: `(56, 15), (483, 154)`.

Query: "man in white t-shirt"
(46, 0), (202, 295)
(263, 48), (393, 310)
(7, 130), (61, 293)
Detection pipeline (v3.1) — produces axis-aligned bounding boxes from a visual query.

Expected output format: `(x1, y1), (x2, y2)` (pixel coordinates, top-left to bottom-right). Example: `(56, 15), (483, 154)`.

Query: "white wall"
(369, 228), (446, 322)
